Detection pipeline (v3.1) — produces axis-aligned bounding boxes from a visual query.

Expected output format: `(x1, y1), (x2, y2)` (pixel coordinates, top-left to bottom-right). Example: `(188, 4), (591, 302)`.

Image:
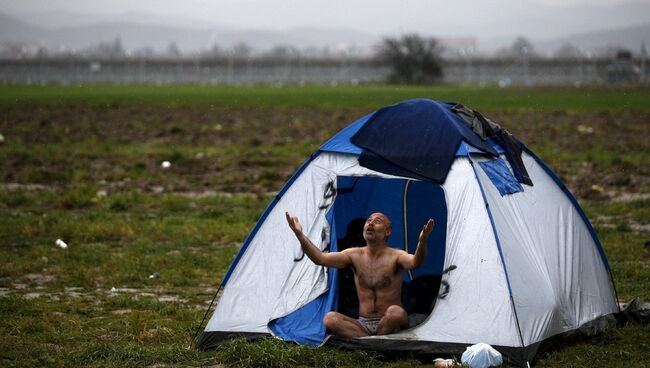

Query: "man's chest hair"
(352, 253), (400, 290)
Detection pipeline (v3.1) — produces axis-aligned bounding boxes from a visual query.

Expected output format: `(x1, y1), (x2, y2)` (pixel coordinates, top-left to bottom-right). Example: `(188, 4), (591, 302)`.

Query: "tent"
(197, 99), (619, 366)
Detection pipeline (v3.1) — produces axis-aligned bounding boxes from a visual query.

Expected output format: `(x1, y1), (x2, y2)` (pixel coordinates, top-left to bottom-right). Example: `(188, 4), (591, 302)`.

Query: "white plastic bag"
(461, 343), (503, 368)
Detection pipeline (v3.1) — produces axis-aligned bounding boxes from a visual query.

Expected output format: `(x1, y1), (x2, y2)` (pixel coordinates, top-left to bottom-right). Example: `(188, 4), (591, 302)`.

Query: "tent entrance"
(331, 176), (448, 320)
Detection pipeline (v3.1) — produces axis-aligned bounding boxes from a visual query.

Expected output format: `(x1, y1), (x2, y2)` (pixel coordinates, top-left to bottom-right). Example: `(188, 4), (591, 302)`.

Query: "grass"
(0, 85), (649, 367)
(215, 338), (387, 368)
(1, 84), (650, 111)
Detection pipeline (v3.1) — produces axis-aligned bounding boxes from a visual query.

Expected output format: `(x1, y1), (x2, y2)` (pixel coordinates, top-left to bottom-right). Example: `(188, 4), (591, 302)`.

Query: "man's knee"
(323, 311), (340, 330)
(384, 305), (408, 323)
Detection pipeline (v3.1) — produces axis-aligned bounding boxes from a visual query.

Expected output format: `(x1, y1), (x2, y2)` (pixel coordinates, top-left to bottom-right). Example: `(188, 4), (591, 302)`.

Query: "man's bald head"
(363, 212), (392, 244)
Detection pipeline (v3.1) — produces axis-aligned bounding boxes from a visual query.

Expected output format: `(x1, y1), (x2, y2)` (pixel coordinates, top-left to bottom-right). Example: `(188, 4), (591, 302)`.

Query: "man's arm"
(398, 219), (434, 270)
(286, 212), (352, 269)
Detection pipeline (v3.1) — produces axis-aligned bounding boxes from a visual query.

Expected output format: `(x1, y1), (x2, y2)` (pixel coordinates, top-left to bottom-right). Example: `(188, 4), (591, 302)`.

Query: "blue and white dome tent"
(196, 99), (618, 366)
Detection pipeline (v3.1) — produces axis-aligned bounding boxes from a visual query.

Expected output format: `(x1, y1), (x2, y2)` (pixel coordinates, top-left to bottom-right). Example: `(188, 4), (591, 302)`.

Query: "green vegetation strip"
(2, 85), (650, 111)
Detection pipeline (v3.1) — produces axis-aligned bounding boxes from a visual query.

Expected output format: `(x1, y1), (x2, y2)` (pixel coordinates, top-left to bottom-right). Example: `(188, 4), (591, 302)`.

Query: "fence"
(0, 57), (644, 85)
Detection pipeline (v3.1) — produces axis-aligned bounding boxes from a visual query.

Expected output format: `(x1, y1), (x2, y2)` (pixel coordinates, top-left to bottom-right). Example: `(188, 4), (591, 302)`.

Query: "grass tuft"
(216, 337), (382, 368)
(71, 342), (205, 366)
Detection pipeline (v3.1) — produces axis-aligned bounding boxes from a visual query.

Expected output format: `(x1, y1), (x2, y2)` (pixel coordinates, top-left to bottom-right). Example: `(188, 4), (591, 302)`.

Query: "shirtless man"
(286, 211), (434, 337)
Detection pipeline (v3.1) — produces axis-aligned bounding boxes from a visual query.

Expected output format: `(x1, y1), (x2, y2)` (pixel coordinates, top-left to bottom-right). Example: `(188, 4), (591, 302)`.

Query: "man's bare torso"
(345, 246), (405, 318)
(286, 211), (433, 337)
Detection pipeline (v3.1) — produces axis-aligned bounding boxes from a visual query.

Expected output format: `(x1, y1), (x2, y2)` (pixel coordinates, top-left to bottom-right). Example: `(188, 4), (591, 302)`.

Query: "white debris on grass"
(161, 160), (171, 169)
(577, 124), (594, 134)
(433, 358), (456, 368)
(55, 239), (68, 249)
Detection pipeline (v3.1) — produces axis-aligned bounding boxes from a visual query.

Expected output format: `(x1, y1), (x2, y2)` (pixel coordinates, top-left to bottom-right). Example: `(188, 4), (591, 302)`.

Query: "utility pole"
(641, 43), (647, 85)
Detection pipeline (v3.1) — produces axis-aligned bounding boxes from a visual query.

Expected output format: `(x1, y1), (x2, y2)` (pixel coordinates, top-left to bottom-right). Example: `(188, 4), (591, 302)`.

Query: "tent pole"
(509, 295), (528, 366)
(402, 180), (414, 281)
(608, 270), (622, 314)
(189, 283), (224, 349)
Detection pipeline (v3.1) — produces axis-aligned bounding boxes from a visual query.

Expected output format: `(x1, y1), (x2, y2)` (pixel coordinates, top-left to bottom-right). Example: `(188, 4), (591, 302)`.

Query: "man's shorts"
(357, 316), (381, 335)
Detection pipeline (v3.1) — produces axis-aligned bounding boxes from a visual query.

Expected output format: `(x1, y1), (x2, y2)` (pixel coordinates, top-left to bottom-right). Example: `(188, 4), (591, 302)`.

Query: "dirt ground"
(1, 104), (648, 199)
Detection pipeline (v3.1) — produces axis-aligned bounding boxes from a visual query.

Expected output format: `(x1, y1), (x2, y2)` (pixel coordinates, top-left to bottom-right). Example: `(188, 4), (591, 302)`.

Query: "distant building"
(606, 50), (641, 84)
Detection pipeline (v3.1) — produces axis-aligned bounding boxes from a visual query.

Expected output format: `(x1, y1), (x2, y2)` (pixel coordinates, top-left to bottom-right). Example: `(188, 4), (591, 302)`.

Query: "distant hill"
(1, 9), (648, 56)
(0, 12), (378, 53)
(0, 12), (44, 42)
(536, 23), (650, 54)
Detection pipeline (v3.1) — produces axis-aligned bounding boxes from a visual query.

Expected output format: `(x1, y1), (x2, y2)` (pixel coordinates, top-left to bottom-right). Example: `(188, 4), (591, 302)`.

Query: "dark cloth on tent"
(350, 99), (498, 184)
(358, 150), (433, 182)
(451, 104), (533, 186)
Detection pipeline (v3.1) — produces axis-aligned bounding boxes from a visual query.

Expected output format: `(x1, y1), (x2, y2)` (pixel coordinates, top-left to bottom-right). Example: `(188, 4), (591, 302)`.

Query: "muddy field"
(1, 94), (649, 367)
(2, 104), (648, 197)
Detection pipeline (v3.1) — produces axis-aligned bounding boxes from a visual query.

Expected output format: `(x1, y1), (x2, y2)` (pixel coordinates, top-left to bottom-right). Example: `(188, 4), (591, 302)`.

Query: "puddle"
(630, 224), (650, 233)
(1, 183), (53, 191)
(158, 295), (187, 303)
(1, 281), (203, 308)
(24, 273), (56, 285)
(608, 192), (650, 203)
(24, 292), (46, 299)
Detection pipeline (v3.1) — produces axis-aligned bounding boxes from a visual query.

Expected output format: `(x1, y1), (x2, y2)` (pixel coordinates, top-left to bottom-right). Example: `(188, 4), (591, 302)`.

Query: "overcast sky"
(2, 0), (649, 40)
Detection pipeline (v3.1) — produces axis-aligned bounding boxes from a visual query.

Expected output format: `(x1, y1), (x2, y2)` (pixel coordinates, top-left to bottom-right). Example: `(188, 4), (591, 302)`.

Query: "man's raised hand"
(286, 212), (303, 235)
(419, 219), (435, 243)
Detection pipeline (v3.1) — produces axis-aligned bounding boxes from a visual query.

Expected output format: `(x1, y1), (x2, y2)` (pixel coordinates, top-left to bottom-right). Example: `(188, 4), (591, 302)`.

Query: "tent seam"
(468, 154), (528, 365)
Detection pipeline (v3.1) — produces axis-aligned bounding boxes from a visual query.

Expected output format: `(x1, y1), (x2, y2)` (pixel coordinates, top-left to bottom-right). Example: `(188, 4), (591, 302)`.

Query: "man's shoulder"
(386, 246), (407, 255)
(341, 246), (364, 255)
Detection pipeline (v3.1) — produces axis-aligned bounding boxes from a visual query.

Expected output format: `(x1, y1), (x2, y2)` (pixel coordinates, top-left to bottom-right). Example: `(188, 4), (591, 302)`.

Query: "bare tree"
(376, 34), (443, 84)
(554, 43), (586, 59)
(203, 43), (225, 58)
(510, 37), (536, 58)
(166, 41), (182, 58)
(231, 43), (252, 59)
(265, 45), (301, 60)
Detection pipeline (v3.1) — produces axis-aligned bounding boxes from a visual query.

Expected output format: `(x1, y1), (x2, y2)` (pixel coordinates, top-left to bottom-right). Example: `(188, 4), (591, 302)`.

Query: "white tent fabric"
(473, 152), (617, 345)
